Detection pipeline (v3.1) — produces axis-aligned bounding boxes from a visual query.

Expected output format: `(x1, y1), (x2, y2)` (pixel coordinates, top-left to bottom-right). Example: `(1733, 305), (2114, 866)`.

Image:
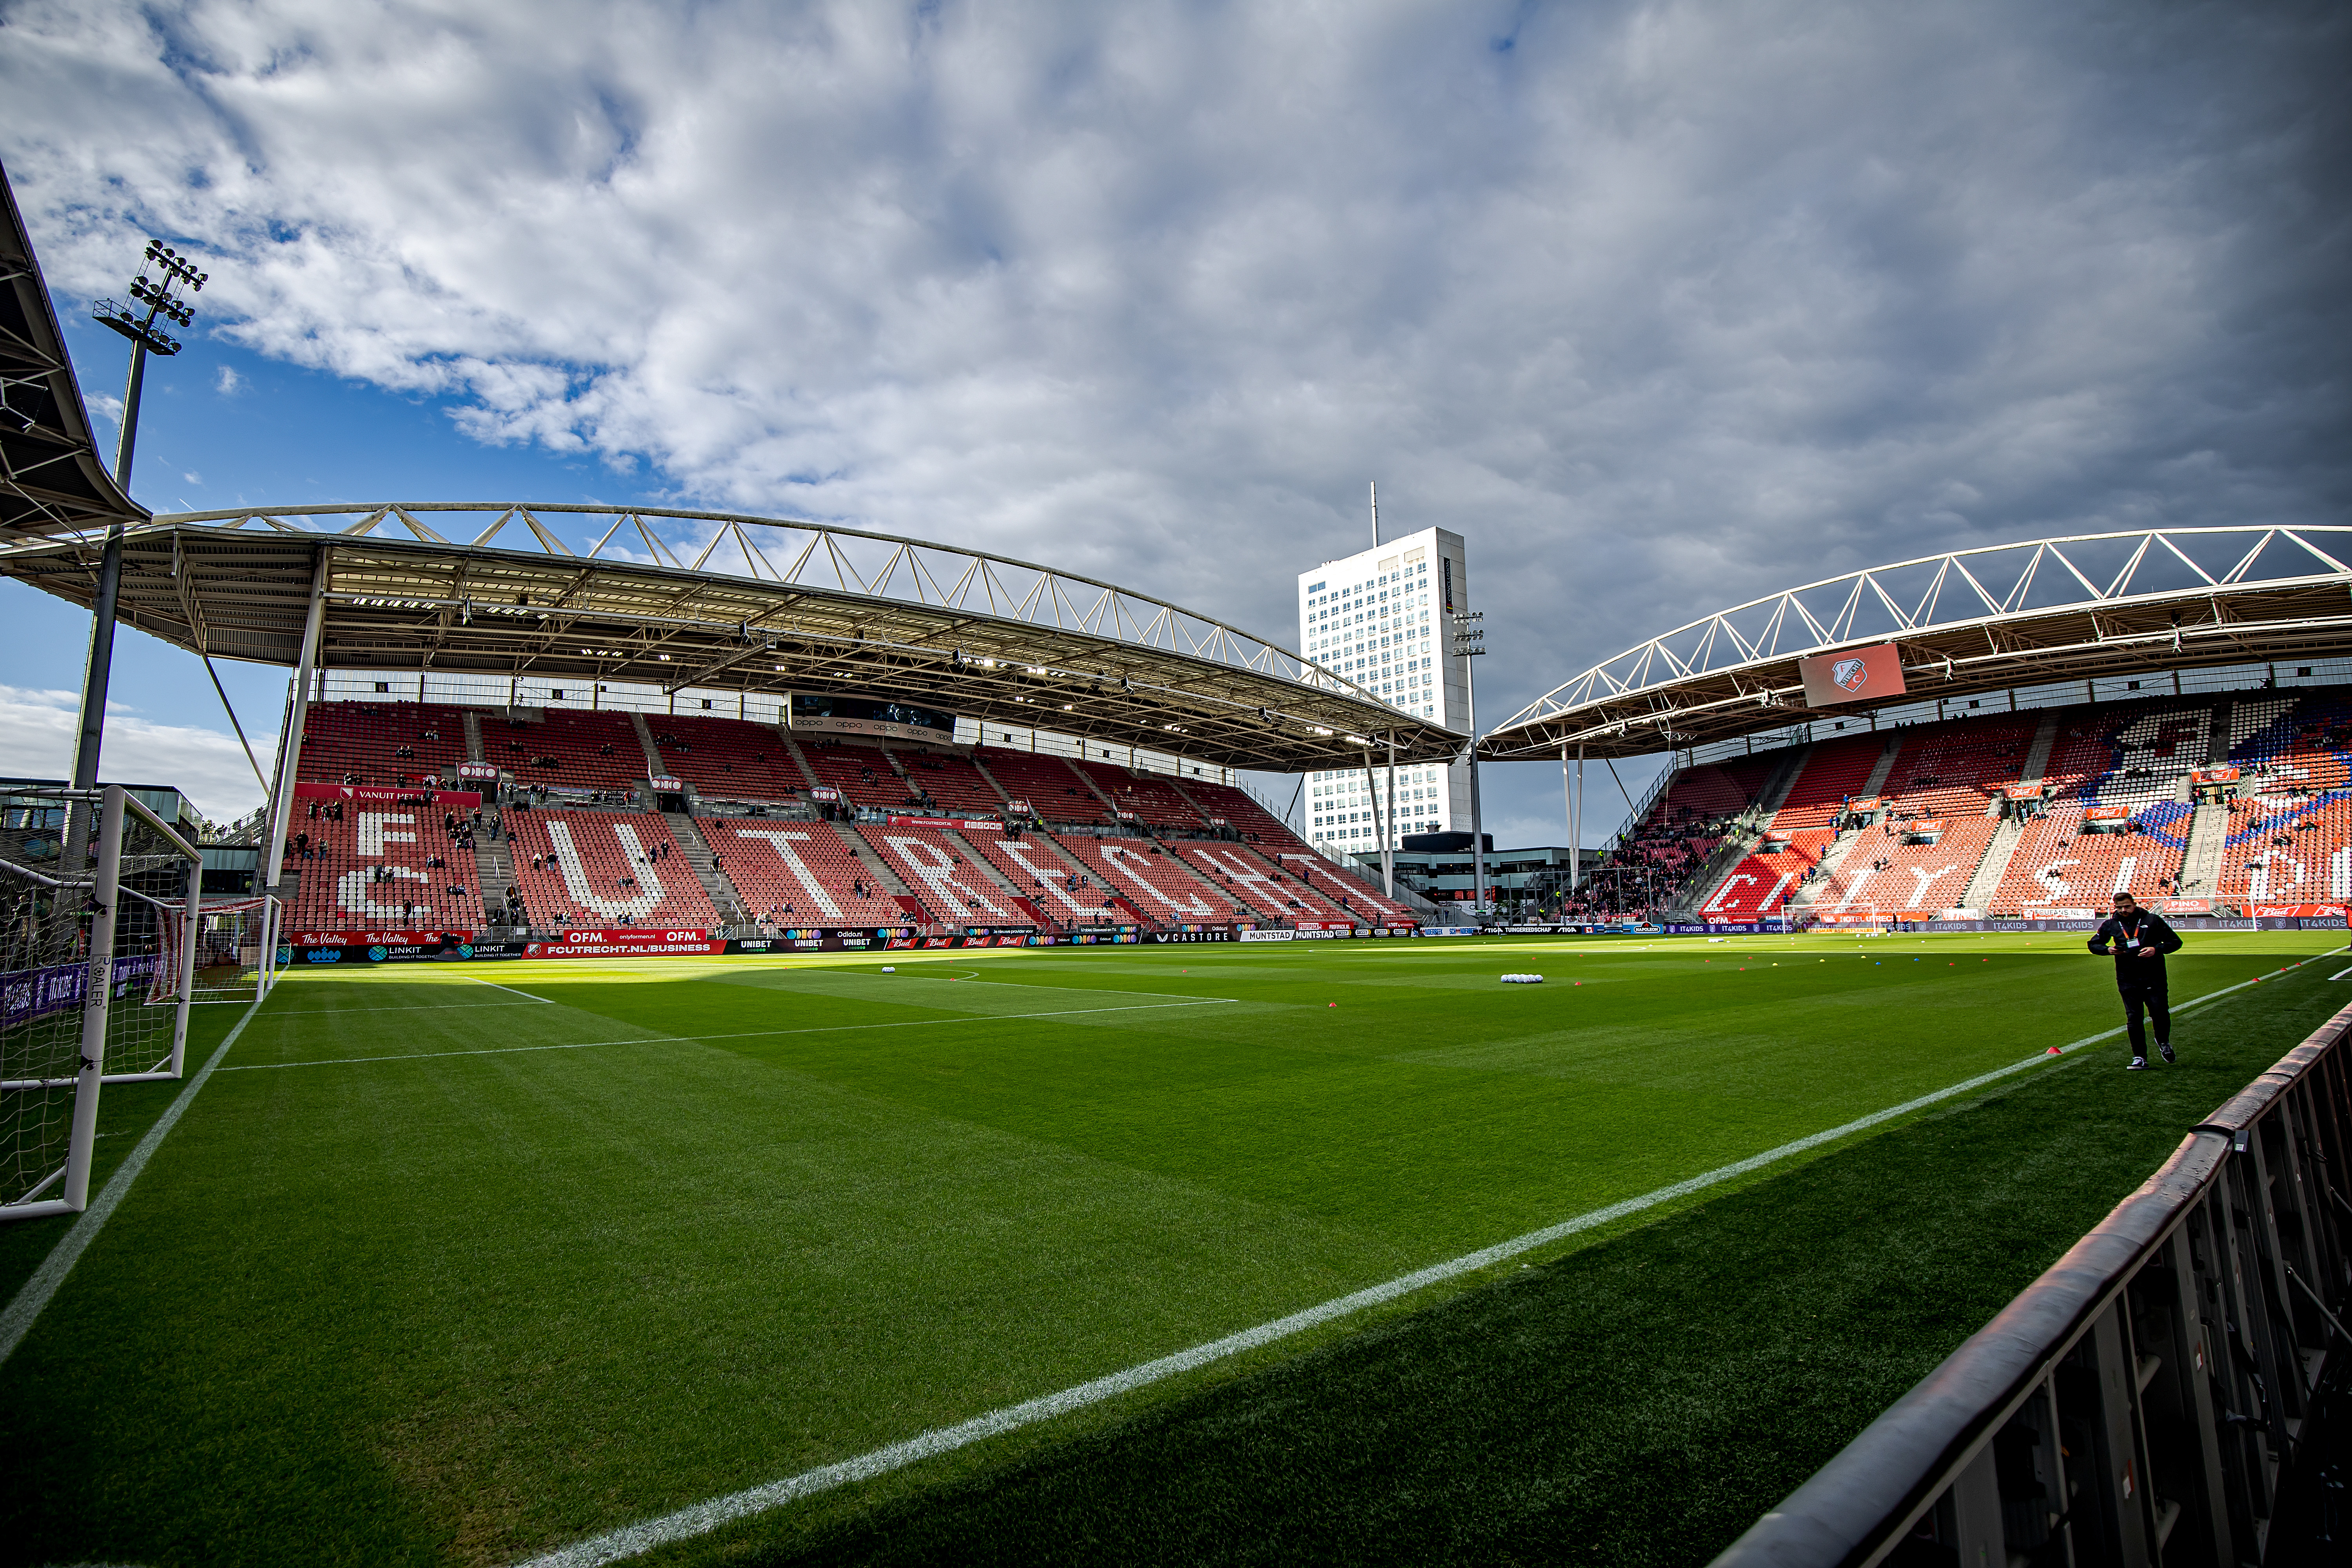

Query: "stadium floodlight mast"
(67, 241), (207, 855)
(1450, 608), (1488, 915)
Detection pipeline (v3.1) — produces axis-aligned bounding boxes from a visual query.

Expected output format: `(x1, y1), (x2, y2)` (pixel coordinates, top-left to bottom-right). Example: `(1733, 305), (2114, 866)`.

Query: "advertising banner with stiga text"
(788, 693), (956, 746)
(1796, 642), (1906, 706)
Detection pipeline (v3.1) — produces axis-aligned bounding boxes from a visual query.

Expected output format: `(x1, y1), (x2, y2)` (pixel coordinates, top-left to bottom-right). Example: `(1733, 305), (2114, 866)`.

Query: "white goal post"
(2, 785), (205, 1222)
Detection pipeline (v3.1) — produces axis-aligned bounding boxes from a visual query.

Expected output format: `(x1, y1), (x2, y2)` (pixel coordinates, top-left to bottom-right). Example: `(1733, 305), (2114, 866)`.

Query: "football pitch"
(4, 929), (2347, 1567)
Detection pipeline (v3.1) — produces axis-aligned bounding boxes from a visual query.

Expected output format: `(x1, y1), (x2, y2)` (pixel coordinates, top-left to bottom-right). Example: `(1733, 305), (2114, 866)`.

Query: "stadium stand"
(1821, 816), (2002, 917)
(693, 817), (908, 926)
(503, 808), (721, 929)
(486, 710), (651, 791)
(1988, 703), (2205, 912)
(975, 748), (1110, 824)
(1068, 758), (1208, 829)
(1178, 777), (1295, 843)
(2217, 693), (2352, 906)
(1700, 828), (1835, 918)
(856, 823), (1038, 925)
(1052, 833), (1232, 924)
(279, 795), (487, 930)
(892, 747), (1007, 816)
(1795, 718), (2033, 915)
(647, 715), (804, 799)
(1694, 737), (1883, 916)
(966, 831), (1114, 927)
(799, 739), (917, 810)
(1181, 842), (1377, 923)
(296, 701), (472, 786)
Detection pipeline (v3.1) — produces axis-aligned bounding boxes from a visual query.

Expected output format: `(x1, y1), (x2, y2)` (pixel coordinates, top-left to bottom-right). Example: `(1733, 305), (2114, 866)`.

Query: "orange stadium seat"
(503, 809), (721, 930)
(694, 818), (908, 926)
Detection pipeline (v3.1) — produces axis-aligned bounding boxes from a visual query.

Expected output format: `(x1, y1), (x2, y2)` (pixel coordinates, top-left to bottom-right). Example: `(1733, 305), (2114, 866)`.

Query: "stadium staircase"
(461, 708), (486, 763)
(965, 753), (1019, 808)
(2179, 801), (2230, 895)
(1674, 744), (1814, 916)
(829, 821), (916, 900)
(661, 811), (746, 923)
(628, 713), (666, 778)
(1958, 710), (2060, 910)
(1958, 816), (2027, 911)
(779, 735), (824, 789)
(474, 828), (517, 924)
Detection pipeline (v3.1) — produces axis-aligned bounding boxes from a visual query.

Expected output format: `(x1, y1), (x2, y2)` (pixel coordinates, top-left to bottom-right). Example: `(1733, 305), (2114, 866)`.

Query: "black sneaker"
(2129, 1056), (2148, 1071)
(2159, 1043), (2175, 1064)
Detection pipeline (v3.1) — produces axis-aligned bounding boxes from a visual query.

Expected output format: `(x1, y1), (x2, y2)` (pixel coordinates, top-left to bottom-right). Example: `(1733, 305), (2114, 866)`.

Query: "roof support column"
(262, 549), (330, 898)
(1383, 735), (1396, 899)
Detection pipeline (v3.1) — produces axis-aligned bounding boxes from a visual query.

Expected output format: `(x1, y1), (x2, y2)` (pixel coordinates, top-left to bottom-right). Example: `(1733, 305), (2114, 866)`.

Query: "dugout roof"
(0, 502), (1463, 772)
(1485, 528), (2352, 761)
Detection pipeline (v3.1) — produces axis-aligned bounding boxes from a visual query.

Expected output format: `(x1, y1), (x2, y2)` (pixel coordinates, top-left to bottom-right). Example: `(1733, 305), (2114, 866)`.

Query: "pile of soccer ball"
(1500, 973), (1545, 985)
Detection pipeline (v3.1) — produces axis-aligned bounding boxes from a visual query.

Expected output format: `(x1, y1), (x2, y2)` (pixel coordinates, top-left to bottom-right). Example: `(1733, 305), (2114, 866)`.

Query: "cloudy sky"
(3, 0), (2345, 838)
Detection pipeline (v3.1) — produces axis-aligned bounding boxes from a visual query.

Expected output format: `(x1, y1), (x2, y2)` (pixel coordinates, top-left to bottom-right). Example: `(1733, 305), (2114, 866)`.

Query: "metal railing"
(1713, 1001), (2352, 1567)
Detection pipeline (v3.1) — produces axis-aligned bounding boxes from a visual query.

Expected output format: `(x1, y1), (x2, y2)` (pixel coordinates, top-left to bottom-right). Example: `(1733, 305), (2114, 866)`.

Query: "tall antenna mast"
(1369, 481), (1380, 547)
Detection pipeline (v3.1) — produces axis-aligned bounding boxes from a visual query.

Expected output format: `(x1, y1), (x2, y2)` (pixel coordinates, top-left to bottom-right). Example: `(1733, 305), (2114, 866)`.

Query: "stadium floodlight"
(64, 244), (211, 866)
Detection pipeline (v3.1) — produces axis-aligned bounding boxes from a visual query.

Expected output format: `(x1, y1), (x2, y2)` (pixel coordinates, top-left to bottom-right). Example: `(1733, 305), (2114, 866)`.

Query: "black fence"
(1713, 1004), (2352, 1566)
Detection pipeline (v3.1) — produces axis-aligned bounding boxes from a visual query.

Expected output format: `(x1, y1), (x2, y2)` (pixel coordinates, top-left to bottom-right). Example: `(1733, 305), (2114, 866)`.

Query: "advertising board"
(1419, 926), (1479, 937)
(293, 782), (483, 808)
(788, 693), (956, 745)
(527, 935), (727, 958)
(1239, 929), (1296, 942)
(455, 762), (500, 783)
(1797, 642), (1906, 706)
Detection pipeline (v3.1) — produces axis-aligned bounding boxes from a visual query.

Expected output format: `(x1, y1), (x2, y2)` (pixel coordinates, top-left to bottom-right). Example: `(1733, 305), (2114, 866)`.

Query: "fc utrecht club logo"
(1833, 657), (1869, 692)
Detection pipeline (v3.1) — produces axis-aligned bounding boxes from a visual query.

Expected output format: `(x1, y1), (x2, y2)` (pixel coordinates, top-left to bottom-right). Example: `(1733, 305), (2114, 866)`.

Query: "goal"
(2, 786), (205, 1221)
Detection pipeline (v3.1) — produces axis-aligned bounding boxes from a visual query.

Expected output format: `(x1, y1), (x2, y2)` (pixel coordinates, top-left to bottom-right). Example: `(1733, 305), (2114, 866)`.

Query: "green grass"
(1, 931), (2344, 1567)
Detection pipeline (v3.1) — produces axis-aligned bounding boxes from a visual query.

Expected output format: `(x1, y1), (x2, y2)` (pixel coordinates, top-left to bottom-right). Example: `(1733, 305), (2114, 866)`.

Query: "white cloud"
(0, 684), (267, 822)
(2, 0), (2344, 745)
(214, 364), (243, 394)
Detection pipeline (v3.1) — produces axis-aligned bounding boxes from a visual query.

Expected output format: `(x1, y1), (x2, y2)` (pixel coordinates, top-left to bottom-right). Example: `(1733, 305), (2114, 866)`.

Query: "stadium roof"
(1484, 527), (2352, 761)
(0, 502), (1461, 772)
(0, 163), (144, 545)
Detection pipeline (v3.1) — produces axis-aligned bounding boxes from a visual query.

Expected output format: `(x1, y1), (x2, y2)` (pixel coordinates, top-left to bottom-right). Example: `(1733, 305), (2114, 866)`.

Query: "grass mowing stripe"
(0, 990), (269, 1370)
(514, 959), (2324, 1568)
(218, 998), (1246, 1072)
(263, 1002), (565, 1015)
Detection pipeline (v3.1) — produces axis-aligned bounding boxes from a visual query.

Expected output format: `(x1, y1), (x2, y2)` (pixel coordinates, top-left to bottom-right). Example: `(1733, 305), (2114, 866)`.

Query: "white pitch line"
(509, 958), (2330, 1568)
(464, 974), (559, 1004)
(0, 990), (269, 1369)
(220, 998), (1243, 1072)
(2332, 967), (2352, 981)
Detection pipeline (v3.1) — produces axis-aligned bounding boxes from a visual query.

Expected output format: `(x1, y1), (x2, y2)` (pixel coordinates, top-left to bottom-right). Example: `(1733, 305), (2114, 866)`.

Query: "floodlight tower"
(70, 243), (206, 818)
(1450, 606), (1488, 915)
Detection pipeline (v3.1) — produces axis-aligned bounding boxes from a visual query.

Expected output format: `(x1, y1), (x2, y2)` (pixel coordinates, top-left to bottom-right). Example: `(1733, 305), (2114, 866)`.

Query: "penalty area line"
(220, 998), (1243, 1072)
(464, 974), (559, 1004)
(510, 959), (2332, 1568)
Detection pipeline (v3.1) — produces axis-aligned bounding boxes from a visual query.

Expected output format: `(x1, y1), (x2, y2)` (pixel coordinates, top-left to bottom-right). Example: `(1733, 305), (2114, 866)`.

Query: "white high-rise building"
(1295, 526), (1470, 853)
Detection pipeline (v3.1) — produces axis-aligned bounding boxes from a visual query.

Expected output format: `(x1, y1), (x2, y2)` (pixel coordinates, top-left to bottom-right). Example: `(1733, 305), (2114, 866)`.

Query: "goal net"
(187, 896), (276, 1005)
(2, 786), (203, 1221)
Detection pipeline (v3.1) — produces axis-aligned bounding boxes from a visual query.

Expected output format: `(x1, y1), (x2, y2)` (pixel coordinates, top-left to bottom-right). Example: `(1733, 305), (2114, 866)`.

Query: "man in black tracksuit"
(2087, 891), (2184, 1070)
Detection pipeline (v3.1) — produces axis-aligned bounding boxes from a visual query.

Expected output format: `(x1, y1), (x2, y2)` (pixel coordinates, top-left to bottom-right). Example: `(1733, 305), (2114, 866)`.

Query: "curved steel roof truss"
(0, 501), (1459, 771)
(1487, 527), (2352, 760)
